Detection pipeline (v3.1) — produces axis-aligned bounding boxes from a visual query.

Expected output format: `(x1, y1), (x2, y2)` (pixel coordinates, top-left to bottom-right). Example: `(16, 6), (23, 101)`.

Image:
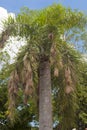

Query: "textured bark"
(39, 58), (53, 130)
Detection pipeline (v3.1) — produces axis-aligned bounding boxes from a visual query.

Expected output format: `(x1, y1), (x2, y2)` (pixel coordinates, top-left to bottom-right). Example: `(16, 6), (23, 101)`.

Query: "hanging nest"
(50, 43), (57, 65)
(65, 67), (71, 79)
(54, 67), (59, 77)
(53, 59), (63, 77)
(59, 60), (63, 69)
(65, 85), (74, 94)
(50, 46), (56, 57)
(64, 67), (74, 94)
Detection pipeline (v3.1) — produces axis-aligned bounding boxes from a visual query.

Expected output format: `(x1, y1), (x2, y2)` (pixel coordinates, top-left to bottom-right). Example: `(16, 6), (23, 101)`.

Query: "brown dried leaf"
(54, 67), (59, 77)
(59, 60), (63, 68)
(65, 67), (71, 79)
(65, 85), (74, 94)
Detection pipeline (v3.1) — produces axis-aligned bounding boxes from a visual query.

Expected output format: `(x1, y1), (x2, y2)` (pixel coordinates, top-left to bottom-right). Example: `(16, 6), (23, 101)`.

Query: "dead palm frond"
(0, 29), (10, 48)
(64, 67), (74, 94)
(8, 69), (19, 122)
(8, 54), (34, 121)
(22, 53), (34, 104)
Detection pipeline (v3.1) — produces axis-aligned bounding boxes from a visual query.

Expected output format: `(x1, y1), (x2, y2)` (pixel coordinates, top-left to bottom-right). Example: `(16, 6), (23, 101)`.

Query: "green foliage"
(76, 62), (87, 127)
(52, 45), (81, 130)
(0, 65), (38, 130)
(0, 3), (87, 130)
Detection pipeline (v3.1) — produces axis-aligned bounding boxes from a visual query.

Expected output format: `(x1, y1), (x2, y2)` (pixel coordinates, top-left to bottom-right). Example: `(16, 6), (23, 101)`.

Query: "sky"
(0, 0), (87, 14)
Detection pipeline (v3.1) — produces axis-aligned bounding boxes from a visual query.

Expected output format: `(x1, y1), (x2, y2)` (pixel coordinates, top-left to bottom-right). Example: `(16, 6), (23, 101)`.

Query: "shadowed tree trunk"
(39, 56), (53, 130)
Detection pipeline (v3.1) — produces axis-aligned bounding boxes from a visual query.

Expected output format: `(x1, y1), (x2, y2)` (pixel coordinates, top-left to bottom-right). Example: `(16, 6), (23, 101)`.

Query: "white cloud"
(0, 7), (26, 70)
(3, 36), (27, 63)
(0, 7), (8, 19)
(0, 7), (15, 33)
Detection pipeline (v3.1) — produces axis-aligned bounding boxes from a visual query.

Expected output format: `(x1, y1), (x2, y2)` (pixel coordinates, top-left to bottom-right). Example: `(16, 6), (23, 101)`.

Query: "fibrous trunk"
(39, 57), (53, 130)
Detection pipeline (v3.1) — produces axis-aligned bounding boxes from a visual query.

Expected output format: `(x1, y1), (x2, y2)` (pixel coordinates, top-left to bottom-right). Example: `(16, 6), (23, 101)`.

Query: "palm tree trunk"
(39, 56), (53, 130)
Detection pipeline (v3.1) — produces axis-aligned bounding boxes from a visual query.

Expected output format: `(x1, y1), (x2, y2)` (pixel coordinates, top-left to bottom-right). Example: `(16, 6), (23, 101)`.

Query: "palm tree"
(0, 4), (86, 130)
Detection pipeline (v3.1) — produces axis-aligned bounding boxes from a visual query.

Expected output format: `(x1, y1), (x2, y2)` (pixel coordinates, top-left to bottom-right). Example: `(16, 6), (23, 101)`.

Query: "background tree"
(76, 62), (87, 129)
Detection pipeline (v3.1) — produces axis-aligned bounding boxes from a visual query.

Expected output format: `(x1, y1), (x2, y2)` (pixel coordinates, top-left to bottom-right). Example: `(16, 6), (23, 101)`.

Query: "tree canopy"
(0, 3), (87, 130)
